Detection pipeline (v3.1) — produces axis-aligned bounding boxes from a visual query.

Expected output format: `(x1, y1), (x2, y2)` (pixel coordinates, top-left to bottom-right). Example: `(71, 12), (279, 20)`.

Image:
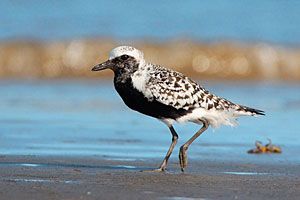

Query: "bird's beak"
(91, 59), (113, 71)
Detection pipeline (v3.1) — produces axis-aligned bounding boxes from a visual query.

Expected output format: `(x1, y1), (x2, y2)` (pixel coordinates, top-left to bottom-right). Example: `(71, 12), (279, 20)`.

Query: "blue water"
(0, 80), (299, 164)
(0, 0), (300, 44)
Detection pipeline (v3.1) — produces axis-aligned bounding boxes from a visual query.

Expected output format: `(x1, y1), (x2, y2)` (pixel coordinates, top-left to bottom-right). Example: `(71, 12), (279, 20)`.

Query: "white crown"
(109, 46), (144, 61)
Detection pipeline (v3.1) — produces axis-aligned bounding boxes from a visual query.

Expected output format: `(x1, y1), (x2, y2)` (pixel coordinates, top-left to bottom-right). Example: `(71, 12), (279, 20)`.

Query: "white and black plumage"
(92, 46), (264, 172)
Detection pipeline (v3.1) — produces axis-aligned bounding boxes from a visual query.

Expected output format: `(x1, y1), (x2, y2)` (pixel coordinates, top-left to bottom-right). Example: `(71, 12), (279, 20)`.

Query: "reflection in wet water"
(0, 162), (141, 171)
(222, 172), (269, 176)
(160, 197), (207, 200)
(0, 80), (299, 164)
(3, 178), (79, 184)
(18, 163), (42, 167)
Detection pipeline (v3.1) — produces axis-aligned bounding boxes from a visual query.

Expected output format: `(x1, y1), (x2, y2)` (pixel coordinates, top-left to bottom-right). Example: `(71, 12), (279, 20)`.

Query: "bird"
(91, 45), (264, 172)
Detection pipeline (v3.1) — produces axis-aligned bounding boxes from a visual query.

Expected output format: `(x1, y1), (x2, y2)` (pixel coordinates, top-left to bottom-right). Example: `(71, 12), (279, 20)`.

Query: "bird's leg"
(143, 126), (178, 172)
(179, 119), (209, 172)
(157, 126), (179, 171)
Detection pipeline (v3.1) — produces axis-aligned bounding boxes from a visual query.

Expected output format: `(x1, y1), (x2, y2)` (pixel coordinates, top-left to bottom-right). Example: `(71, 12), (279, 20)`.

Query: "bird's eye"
(121, 55), (129, 60)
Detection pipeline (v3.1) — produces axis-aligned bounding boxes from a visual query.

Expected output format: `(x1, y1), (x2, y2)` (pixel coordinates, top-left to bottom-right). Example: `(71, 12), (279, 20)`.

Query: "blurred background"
(1, 0), (300, 80)
(0, 1), (299, 162)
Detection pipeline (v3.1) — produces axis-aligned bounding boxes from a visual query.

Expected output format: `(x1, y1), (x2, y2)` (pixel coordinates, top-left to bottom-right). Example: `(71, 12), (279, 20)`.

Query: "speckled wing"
(145, 65), (229, 111)
(145, 65), (264, 116)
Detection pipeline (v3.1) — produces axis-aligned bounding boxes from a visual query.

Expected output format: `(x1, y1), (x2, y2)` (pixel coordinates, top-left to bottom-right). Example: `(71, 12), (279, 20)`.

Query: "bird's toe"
(141, 168), (166, 173)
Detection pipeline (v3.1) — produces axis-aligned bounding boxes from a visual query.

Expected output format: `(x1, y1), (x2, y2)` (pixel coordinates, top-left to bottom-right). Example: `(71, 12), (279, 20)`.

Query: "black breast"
(113, 78), (192, 120)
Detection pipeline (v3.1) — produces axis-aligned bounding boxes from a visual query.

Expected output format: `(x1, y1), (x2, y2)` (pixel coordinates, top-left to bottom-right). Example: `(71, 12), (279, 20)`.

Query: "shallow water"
(1, 1), (300, 44)
(0, 80), (299, 164)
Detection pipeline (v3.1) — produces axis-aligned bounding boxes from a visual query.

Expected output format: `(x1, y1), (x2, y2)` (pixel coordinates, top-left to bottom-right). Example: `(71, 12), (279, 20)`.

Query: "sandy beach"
(0, 155), (299, 200)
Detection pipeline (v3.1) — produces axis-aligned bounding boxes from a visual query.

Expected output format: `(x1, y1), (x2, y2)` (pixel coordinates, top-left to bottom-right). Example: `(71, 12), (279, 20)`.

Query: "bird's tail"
(234, 105), (265, 116)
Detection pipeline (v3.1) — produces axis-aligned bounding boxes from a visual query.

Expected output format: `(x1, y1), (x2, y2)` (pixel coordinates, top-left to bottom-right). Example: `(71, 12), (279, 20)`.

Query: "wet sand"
(0, 155), (299, 200)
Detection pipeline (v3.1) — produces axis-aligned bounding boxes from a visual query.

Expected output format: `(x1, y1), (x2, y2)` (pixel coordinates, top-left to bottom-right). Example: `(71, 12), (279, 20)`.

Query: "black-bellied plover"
(92, 46), (264, 172)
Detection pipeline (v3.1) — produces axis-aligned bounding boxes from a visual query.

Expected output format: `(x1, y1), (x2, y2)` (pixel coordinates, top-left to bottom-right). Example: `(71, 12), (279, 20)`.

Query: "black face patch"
(111, 55), (140, 83)
(110, 55), (137, 69)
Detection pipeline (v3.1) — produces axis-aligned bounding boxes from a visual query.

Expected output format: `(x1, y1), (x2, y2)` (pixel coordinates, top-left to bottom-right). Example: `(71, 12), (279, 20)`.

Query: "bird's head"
(91, 46), (145, 73)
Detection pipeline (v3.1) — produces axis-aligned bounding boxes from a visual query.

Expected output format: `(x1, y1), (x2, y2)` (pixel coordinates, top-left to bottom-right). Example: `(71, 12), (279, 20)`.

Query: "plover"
(92, 46), (264, 172)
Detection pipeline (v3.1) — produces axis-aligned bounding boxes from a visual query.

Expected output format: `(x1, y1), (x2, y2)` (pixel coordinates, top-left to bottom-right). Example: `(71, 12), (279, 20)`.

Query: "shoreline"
(0, 39), (300, 81)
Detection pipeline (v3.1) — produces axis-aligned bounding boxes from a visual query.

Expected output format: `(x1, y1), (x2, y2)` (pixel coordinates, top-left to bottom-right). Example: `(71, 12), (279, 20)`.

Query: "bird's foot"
(141, 159), (169, 172)
(141, 167), (166, 173)
(179, 145), (188, 172)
